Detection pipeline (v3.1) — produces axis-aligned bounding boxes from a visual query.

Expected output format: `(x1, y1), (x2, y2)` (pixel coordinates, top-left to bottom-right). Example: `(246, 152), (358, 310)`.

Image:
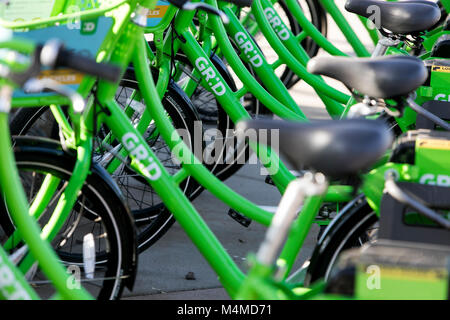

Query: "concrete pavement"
(123, 160), (320, 299)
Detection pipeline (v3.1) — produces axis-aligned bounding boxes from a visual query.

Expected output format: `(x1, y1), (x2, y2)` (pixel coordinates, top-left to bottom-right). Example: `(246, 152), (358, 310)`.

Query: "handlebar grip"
(224, 0), (253, 8)
(55, 49), (121, 83)
(166, 0), (187, 8)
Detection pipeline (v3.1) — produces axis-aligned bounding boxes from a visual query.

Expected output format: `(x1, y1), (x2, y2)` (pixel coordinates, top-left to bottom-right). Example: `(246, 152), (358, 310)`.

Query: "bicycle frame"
(246, 0), (373, 56)
(99, 0), (444, 200)
(210, 1), (348, 116)
(1, 0), (356, 297)
(0, 112), (93, 300)
(102, 1), (356, 202)
(1, 0), (448, 301)
(0, 38), (92, 299)
(93, 1), (450, 297)
(91, 0), (450, 299)
(243, 0), (450, 58)
(238, 131), (450, 299)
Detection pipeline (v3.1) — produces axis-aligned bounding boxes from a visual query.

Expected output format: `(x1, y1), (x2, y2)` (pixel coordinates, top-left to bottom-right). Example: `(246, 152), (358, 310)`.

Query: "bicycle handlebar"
(40, 39), (121, 83)
(55, 49), (121, 83)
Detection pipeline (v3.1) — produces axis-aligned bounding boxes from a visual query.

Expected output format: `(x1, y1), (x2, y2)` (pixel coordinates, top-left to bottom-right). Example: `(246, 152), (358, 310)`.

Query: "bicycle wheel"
(303, 196), (378, 286)
(107, 68), (203, 251)
(9, 70), (201, 252)
(0, 137), (137, 299)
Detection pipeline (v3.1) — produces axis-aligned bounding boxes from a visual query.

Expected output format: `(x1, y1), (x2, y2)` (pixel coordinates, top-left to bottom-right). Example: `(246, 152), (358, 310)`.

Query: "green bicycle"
(7, 0), (450, 270)
(236, 54), (450, 299)
(0, 0), (358, 299)
(0, 34), (129, 299)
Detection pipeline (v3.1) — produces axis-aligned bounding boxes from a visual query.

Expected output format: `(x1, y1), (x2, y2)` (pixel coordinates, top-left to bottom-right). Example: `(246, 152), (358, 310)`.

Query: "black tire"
(0, 137), (137, 299)
(115, 68), (203, 251)
(304, 196), (378, 286)
(9, 71), (202, 253)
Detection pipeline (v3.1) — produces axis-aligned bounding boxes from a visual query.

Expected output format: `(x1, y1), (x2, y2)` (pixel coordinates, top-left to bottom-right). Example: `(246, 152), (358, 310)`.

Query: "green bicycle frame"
(2, 0), (355, 298)
(0, 111), (92, 300)
(0, 40), (92, 299)
(2, 0), (449, 300)
(238, 131), (450, 299)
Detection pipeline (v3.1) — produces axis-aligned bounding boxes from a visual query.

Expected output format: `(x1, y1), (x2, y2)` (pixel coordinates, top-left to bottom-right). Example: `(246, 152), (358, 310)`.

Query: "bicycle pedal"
(228, 209), (252, 227)
(264, 175), (275, 185)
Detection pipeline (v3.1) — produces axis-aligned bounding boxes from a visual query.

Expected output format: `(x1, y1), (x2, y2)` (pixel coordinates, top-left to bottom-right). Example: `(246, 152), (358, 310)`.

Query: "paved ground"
(123, 5), (374, 300)
(123, 162), (298, 299)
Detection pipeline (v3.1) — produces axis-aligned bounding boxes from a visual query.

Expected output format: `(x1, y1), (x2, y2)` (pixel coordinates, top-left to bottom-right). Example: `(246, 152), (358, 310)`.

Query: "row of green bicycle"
(0, 0), (448, 299)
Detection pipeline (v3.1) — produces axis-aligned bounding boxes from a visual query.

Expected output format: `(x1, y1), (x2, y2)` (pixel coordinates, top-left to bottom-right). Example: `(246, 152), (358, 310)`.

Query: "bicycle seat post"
(371, 37), (400, 57)
(256, 173), (328, 267)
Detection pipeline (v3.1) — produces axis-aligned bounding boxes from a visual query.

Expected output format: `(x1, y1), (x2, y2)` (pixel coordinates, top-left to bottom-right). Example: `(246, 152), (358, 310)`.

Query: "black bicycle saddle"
(345, 0), (441, 34)
(307, 55), (427, 99)
(236, 118), (393, 178)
